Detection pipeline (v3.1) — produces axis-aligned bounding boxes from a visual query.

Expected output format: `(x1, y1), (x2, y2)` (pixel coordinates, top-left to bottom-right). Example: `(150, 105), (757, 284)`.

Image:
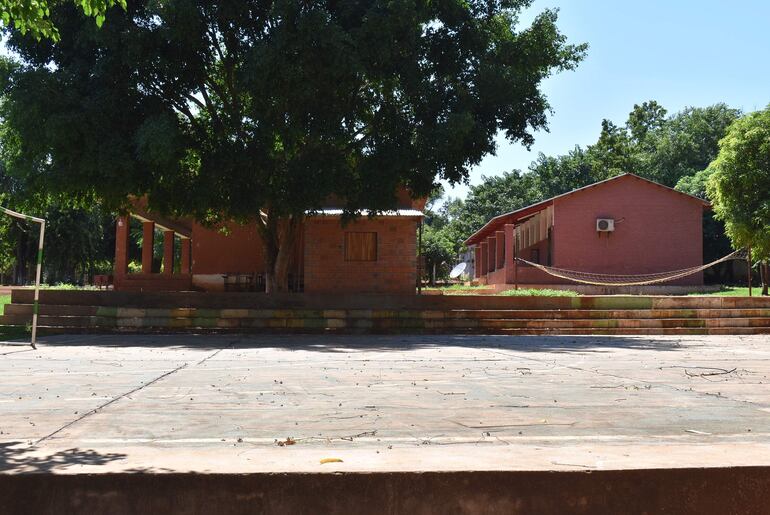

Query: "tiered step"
(2, 302), (770, 335)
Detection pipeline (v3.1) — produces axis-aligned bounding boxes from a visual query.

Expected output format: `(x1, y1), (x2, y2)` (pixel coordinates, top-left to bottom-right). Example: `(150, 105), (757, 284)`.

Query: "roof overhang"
(308, 209), (424, 218)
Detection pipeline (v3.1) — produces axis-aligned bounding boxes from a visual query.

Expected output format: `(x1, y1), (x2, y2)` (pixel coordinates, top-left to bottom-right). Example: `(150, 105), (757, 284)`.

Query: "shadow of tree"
(34, 333), (691, 354)
(0, 442), (126, 473)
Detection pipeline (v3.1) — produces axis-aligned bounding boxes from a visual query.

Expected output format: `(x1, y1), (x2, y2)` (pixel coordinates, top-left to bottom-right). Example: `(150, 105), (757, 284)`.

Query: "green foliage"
(686, 286), (753, 297)
(0, 139), (114, 284)
(645, 104), (741, 186)
(1, 0), (586, 291)
(0, 294), (9, 315)
(40, 283), (98, 289)
(0, 324), (29, 340)
(707, 106), (770, 261)
(0, 0), (125, 40)
(420, 223), (455, 284)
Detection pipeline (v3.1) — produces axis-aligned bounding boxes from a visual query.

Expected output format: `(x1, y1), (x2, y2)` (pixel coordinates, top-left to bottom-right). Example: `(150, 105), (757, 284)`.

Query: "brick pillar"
(495, 231), (505, 270)
(180, 237), (191, 274)
(474, 246), (482, 278)
(162, 230), (174, 276)
(480, 242), (488, 276)
(487, 237), (496, 273)
(141, 221), (155, 274)
(115, 216), (130, 277)
(504, 224), (515, 283)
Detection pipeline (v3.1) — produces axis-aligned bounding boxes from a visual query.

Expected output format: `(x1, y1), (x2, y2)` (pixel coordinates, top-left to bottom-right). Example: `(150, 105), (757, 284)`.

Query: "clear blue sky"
(442, 0), (770, 200)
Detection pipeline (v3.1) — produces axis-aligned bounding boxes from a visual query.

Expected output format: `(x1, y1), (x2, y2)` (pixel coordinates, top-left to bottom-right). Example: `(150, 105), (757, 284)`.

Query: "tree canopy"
(707, 106), (770, 293)
(0, 0), (124, 40)
(2, 0), (586, 291)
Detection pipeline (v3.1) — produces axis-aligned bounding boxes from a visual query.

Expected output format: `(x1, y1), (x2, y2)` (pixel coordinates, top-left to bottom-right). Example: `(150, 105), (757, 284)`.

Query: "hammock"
(515, 249), (747, 287)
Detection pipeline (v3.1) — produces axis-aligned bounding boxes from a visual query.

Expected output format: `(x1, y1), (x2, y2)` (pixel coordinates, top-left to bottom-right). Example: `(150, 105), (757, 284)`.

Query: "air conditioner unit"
(596, 218), (615, 232)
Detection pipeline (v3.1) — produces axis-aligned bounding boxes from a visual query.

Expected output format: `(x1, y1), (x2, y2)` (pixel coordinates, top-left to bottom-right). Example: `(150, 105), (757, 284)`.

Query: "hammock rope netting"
(515, 249), (748, 287)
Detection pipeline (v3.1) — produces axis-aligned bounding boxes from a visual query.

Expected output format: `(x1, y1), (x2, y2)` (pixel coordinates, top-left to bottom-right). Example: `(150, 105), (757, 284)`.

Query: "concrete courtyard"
(2, 333), (770, 474)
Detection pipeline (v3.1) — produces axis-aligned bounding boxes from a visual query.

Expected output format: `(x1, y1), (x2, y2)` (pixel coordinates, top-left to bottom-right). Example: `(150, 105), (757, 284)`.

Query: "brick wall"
(191, 221), (266, 274)
(303, 217), (419, 295)
(553, 175), (704, 285)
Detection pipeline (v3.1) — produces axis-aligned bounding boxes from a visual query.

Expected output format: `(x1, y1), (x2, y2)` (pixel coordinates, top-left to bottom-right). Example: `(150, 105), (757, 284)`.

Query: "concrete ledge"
(2, 468), (770, 515)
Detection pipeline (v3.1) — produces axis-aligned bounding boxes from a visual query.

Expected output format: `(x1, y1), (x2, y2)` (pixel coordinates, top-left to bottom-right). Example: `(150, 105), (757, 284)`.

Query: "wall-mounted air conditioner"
(596, 218), (615, 232)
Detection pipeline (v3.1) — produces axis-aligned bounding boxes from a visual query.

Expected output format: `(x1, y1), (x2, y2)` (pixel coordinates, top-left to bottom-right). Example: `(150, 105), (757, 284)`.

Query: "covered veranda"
(465, 201), (556, 287)
(113, 201), (194, 292)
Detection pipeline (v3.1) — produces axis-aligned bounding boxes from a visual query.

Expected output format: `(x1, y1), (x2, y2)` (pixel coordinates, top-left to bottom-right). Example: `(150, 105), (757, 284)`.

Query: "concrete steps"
(2, 302), (770, 335)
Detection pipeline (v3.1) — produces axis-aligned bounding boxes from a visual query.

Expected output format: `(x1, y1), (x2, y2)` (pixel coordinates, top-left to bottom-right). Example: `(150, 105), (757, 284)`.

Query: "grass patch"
(423, 284), (495, 295)
(688, 286), (762, 297)
(499, 288), (579, 297)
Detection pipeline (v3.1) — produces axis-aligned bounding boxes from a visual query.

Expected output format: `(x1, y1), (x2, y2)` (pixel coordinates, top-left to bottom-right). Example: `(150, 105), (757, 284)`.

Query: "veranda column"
(115, 215), (130, 278)
(487, 236), (496, 273)
(141, 221), (155, 274)
(180, 237), (191, 274)
(162, 230), (174, 276)
(495, 230), (505, 270)
(480, 242), (489, 277)
(474, 246), (482, 278)
(504, 224), (515, 284)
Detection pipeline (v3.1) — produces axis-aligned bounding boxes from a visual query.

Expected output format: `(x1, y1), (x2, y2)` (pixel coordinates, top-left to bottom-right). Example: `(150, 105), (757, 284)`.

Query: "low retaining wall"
(2, 468), (769, 515)
(11, 289), (770, 311)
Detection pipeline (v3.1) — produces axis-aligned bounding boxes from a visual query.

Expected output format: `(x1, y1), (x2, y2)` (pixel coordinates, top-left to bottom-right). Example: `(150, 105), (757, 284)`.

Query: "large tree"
(2, 0), (586, 292)
(707, 106), (770, 295)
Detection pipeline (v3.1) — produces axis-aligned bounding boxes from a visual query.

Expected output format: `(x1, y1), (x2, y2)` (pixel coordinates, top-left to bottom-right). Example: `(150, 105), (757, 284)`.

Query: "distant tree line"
(0, 162), (116, 285)
(421, 101), (760, 285)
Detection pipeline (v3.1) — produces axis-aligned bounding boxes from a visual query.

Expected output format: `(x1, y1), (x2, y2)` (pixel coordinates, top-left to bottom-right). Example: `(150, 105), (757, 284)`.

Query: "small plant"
(41, 283), (98, 290)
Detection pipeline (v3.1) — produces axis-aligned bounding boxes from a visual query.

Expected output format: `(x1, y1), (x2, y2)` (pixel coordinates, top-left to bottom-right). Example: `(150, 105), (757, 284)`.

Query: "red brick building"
(113, 192), (424, 294)
(464, 174), (709, 288)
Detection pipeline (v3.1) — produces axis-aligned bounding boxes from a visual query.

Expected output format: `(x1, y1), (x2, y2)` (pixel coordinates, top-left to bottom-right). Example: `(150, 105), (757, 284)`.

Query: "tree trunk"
(762, 261), (769, 296)
(260, 211), (302, 294)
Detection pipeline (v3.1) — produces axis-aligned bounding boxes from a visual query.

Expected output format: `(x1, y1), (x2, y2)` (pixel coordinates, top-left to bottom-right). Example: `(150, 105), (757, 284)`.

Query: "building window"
(345, 232), (377, 261)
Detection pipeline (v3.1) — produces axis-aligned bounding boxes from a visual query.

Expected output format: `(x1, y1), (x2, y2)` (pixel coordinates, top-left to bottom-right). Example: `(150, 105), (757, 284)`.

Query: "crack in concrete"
(34, 362), (190, 445)
(34, 342), (234, 445)
(479, 343), (769, 410)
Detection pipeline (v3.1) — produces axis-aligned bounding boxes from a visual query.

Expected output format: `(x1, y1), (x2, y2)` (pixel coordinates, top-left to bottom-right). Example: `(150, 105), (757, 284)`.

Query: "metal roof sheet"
(308, 209), (424, 217)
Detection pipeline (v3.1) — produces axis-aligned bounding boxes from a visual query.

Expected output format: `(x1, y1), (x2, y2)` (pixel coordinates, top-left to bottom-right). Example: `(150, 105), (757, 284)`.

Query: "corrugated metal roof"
(308, 209), (424, 217)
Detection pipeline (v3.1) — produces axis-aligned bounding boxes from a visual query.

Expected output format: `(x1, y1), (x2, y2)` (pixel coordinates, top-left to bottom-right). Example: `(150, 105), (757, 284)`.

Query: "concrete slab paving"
(2, 334), (770, 474)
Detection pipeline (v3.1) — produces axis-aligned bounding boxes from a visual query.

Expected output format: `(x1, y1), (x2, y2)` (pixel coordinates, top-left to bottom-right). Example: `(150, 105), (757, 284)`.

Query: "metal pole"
(747, 246), (752, 297)
(30, 220), (45, 348)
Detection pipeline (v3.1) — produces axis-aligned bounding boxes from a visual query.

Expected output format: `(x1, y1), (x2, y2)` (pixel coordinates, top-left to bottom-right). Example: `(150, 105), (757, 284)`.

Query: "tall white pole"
(1, 206), (46, 349)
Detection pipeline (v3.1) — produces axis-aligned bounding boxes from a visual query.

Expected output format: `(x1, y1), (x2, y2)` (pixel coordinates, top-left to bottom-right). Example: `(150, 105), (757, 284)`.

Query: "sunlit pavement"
(2, 333), (770, 474)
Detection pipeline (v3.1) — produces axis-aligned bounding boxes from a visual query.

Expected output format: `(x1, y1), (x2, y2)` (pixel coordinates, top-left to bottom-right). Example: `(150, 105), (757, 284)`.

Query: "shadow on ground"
(0, 442), (126, 473)
(30, 334), (691, 354)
